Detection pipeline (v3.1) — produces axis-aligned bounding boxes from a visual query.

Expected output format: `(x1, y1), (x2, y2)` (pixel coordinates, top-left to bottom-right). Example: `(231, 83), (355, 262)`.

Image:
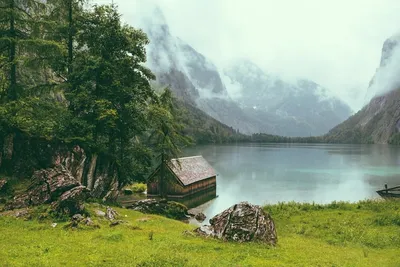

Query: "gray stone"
(51, 186), (89, 216)
(195, 212), (206, 223)
(4, 166), (81, 210)
(127, 199), (188, 220)
(194, 202), (277, 245)
(72, 214), (84, 222)
(95, 210), (106, 217)
(106, 206), (118, 221)
(83, 217), (94, 226)
(14, 209), (30, 218)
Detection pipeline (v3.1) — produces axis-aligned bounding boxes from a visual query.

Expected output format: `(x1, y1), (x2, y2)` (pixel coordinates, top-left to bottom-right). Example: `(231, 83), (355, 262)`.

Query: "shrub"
(131, 183), (147, 193)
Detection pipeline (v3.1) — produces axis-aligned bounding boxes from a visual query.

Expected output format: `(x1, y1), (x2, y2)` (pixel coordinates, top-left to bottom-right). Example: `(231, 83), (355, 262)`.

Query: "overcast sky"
(95, 0), (400, 111)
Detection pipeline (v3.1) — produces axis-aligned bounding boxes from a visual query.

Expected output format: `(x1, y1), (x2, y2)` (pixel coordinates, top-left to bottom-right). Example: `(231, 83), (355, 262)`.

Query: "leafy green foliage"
(0, 0), (64, 100)
(64, 4), (156, 186)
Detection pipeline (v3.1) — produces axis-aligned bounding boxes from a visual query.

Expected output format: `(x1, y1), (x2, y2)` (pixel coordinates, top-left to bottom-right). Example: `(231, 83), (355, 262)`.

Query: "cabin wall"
(147, 171), (217, 198)
(147, 169), (181, 196)
(176, 176), (216, 196)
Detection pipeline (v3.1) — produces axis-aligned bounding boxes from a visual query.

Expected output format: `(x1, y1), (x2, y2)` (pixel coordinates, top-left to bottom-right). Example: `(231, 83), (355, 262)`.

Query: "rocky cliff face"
(327, 34), (400, 144)
(223, 60), (353, 136)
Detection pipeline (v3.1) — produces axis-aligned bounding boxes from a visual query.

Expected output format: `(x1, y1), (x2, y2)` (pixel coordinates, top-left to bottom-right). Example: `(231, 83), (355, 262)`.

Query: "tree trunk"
(74, 151), (86, 183)
(8, 0), (17, 100)
(86, 154), (97, 190)
(67, 0), (73, 75)
(160, 154), (165, 198)
(2, 133), (15, 174)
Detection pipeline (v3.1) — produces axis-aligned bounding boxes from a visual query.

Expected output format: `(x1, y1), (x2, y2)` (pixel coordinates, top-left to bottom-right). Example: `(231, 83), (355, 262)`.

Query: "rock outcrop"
(4, 166), (88, 214)
(51, 186), (89, 215)
(55, 146), (120, 201)
(195, 202), (277, 245)
(326, 34), (400, 144)
(127, 199), (189, 220)
(105, 206), (119, 221)
(195, 212), (206, 223)
(65, 213), (99, 229)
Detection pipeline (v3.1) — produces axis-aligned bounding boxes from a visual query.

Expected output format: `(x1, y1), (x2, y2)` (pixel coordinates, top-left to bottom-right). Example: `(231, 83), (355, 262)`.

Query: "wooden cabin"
(147, 156), (217, 199)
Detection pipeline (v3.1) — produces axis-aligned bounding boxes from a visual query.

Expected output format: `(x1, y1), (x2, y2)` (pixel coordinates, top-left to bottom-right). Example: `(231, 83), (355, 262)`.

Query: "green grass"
(1, 200), (400, 266)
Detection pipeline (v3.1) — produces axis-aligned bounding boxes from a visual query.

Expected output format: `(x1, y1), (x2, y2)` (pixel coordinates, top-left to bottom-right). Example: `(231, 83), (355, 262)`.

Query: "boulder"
(5, 194), (30, 210)
(5, 166), (81, 210)
(195, 212), (206, 223)
(127, 199), (188, 220)
(106, 206), (119, 221)
(83, 217), (95, 226)
(194, 202), (277, 245)
(95, 209), (106, 217)
(72, 214), (84, 222)
(51, 186), (89, 216)
(66, 214), (99, 229)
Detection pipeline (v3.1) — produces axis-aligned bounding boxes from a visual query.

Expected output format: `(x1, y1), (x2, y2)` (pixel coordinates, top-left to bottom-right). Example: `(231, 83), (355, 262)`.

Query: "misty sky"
(95, 0), (400, 111)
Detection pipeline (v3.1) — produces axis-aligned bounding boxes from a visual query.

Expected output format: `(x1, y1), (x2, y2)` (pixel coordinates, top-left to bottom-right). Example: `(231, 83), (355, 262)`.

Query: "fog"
(95, 0), (400, 111)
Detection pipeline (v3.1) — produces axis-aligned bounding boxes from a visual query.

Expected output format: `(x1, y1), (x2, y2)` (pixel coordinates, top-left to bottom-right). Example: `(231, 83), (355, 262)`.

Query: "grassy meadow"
(0, 200), (400, 266)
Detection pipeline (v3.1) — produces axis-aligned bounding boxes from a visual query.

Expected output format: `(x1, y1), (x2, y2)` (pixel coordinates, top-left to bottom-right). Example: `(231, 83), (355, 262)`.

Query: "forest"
(0, 1), (249, 198)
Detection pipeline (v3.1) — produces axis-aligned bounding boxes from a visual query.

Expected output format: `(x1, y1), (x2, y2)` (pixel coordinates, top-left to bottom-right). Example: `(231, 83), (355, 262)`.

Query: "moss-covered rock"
(127, 199), (188, 220)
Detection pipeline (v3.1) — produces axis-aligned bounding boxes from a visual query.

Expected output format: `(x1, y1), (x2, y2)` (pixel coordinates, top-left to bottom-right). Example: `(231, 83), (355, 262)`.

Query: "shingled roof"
(168, 156), (216, 186)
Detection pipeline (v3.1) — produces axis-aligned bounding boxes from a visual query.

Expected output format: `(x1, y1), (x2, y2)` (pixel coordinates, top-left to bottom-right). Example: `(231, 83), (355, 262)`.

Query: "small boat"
(376, 184), (400, 199)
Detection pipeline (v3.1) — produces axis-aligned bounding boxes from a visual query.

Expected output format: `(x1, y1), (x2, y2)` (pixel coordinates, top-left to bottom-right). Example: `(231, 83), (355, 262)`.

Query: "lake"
(184, 143), (400, 218)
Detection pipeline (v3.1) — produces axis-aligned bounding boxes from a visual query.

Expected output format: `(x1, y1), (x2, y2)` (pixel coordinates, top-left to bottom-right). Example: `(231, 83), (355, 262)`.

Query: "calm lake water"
(184, 143), (400, 218)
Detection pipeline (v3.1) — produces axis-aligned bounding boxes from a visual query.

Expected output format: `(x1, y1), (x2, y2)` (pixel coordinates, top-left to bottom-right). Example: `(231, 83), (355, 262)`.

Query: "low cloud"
(96, 0), (400, 111)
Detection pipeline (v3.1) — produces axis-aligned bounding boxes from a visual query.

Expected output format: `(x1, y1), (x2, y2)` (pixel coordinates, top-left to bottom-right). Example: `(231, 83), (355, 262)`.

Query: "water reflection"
(184, 144), (400, 218)
(172, 188), (217, 209)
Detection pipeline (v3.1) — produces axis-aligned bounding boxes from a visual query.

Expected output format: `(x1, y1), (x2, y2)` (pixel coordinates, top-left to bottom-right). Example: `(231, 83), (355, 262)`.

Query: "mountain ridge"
(326, 34), (400, 144)
(137, 6), (353, 137)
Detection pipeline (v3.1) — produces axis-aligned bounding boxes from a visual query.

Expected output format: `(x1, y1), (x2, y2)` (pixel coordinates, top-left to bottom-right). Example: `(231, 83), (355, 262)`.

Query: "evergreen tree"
(0, 0), (63, 100)
(45, 0), (87, 77)
(148, 88), (192, 197)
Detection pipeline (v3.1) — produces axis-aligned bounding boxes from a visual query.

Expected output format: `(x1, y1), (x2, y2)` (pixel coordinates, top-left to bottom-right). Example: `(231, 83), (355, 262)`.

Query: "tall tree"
(45, 0), (87, 77)
(148, 88), (192, 197)
(0, 0), (63, 100)
(66, 4), (156, 187)
(0, 0), (65, 174)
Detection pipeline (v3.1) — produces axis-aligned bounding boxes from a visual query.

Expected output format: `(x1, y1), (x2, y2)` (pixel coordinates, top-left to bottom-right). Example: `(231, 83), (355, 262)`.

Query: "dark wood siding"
(147, 168), (216, 198)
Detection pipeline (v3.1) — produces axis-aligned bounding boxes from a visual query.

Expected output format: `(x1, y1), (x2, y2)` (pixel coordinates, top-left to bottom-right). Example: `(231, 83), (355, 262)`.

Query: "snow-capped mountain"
(135, 6), (353, 136)
(223, 60), (353, 136)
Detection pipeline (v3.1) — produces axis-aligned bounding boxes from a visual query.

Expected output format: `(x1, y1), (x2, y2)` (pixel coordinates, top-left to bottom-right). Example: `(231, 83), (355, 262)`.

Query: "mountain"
(139, 8), (259, 134)
(137, 7), (352, 136)
(174, 99), (249, 144)
(223, 60), (353, 136)
(326, 34), (400, 144)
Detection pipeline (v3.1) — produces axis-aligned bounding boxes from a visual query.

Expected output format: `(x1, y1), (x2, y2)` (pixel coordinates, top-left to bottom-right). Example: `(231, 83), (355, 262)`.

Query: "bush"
(131, 183), (147, 193)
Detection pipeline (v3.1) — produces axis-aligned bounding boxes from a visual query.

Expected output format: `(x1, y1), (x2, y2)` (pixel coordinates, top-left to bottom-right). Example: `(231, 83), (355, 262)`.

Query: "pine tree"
(0, 0), (63, 100)
(148, 88), (192, 197)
